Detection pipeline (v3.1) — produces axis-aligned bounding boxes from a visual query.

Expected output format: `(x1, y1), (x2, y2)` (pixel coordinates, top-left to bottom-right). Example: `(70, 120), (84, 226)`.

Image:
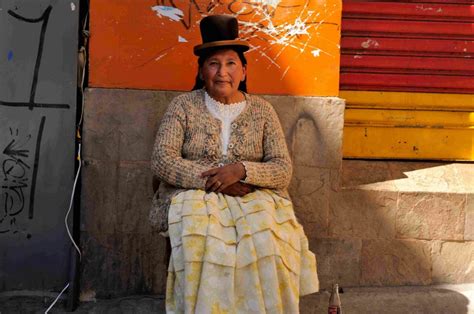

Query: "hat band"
(194, 40), (249, 55)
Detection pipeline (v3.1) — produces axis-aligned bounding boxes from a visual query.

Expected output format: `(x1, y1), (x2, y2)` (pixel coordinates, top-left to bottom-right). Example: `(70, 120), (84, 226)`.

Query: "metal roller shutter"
(340, 0), (474, 160)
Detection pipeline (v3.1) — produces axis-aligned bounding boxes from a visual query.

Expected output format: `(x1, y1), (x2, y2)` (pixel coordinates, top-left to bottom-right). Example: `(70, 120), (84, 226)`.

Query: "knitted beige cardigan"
(150, 89), (292, 232)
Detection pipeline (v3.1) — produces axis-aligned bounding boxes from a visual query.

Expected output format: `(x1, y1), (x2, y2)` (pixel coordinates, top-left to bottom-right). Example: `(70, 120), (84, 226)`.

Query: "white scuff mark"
(70, 2), (76, 11)
(463, 48), (467, 52)
(311, 49), (321, 57)
(285, 17), (310, 37)
(246, 45), (261, 54)
(178, 36), (188, 43)
(416, 5), (440, 12)
(246, 0), (281, 8)
(155, 52), (168, 61)
(354, 55), (363, 59)
(231, 3), (339, 71)
(280, 66), (290, 80)
(258, 50), (280, 69)
(151, 5), (183, 22)
(361, 39), (379, 49)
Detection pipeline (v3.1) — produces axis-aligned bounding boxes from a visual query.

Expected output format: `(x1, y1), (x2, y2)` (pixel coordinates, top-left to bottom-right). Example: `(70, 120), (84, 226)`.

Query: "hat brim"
(194, 40), (249, 56)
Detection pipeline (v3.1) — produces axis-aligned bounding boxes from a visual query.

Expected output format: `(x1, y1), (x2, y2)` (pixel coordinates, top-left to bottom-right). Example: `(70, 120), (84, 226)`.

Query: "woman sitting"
(151, 14), (319, 313)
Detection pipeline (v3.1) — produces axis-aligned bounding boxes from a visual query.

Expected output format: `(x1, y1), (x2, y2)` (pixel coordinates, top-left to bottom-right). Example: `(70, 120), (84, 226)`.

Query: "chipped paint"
(70, 2), (76, 11)
(151, 5), (183, 22)
(415, 5), (442, 13)
(361, 39), (379, 49)
(178, 36), (187, 43)
(311, 49), (321, 57)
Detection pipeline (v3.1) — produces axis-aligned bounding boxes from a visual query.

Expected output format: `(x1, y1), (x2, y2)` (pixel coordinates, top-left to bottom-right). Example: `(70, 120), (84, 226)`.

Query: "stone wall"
(80, 88), (473, 299)
(80, 88), (345, 298)
(332, 160), (474, 288)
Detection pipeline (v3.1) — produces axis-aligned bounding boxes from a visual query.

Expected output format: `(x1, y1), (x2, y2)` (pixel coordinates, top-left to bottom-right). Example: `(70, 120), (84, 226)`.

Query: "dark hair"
(192, 47), (248, 92)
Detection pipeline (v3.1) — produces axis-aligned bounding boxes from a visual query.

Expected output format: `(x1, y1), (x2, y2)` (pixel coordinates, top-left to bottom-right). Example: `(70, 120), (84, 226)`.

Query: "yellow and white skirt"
(166, 189), (319, 314)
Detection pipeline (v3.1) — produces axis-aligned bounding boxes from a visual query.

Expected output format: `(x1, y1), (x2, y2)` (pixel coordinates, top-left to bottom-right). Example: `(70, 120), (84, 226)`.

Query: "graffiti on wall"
(0, 4), (71, 236)
(0, 0), (78, 291)
(89, 0), (341, 95)
(0, 5), (69, 110)
(0, 119), (44, 235)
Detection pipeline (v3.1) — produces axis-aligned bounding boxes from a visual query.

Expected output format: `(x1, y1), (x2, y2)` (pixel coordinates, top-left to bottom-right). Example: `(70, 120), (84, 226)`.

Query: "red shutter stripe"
(344, 0), (473, 5)
(341, 55), (474, 74)
(342, 20), (473, 39)
(340, 73), (474, 93)
(343, 2), (474, 22)
(341, 37), (473, 57)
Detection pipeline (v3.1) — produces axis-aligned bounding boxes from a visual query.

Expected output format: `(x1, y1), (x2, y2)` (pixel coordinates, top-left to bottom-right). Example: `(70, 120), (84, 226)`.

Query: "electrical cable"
(44, 4), (88, 312)
(65, 142), (82, 261)
(44, 283), (70, 313)
(44, 143), (82, 313)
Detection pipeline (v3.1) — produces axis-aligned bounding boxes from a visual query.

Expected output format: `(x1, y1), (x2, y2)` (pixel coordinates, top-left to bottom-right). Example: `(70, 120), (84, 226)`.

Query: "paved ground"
(1, 284), (473, 313)
(0, 295), (166, 314)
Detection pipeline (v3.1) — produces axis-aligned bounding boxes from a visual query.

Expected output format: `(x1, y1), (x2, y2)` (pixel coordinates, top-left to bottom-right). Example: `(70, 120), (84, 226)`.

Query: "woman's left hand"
(201, 163), (246, 192)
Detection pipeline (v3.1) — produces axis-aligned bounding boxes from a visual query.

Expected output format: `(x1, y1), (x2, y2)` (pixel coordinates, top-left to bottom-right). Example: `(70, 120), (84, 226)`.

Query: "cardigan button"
(228, 143), (234, 149)
(218, 162), (225, 167)
(231, 123), (237, 129)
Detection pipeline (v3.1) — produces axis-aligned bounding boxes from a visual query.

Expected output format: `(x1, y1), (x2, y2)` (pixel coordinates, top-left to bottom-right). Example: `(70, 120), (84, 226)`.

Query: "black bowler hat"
(194, 15), (250, 56)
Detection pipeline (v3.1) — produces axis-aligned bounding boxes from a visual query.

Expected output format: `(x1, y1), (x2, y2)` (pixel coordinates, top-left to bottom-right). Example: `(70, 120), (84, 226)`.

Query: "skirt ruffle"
(166, 189), (319, 314)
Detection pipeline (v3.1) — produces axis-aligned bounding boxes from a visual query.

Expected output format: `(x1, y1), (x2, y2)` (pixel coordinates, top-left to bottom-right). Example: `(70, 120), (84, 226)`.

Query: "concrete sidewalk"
(1, 284), (473, 313)
(0, 295), (166, 314)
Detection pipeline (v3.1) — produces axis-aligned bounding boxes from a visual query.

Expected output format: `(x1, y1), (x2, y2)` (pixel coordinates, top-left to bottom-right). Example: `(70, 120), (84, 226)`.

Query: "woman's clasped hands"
(201, 162), (254, 196)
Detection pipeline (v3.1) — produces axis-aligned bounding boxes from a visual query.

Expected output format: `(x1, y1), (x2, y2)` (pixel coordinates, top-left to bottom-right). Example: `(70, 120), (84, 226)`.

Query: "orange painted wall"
(89, 0), (341, 96)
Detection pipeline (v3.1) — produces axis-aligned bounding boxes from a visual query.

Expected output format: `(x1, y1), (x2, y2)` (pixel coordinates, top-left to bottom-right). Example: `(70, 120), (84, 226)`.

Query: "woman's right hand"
(220, 182), (255, 197)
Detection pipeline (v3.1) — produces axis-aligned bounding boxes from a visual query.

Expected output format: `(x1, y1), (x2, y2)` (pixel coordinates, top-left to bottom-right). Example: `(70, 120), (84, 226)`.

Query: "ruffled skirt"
(166, 189), (319, 314)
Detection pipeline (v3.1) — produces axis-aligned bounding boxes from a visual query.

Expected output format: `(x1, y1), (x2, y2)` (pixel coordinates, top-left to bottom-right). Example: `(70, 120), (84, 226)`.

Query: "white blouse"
(205, 91), (246, 156)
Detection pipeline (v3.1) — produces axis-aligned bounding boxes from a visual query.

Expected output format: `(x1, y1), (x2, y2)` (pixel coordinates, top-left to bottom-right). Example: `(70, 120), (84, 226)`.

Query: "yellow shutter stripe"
(340, 91), (474, 112)
(343, 127), (473, 160)
(341, 91), (474, 160)
(345, 109), (474, 130)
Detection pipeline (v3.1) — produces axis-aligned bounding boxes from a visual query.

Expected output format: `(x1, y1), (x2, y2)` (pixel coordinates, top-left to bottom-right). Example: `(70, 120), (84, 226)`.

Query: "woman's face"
(200, 49), (246, 101)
